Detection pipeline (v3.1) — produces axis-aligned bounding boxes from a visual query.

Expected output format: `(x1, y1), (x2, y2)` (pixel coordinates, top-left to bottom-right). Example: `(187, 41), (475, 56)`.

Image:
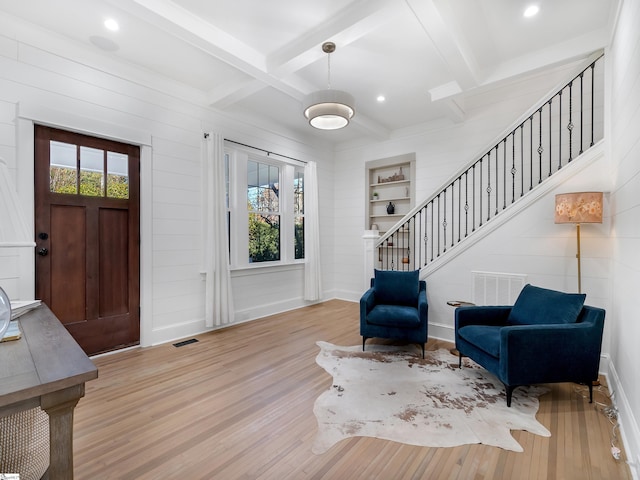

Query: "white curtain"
(304, 161), (322, 301)
(202, 132), (234, 327)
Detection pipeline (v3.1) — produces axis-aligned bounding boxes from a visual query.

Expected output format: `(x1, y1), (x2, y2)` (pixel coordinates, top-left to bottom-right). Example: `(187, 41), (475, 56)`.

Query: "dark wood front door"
(34, 126), (140, 355)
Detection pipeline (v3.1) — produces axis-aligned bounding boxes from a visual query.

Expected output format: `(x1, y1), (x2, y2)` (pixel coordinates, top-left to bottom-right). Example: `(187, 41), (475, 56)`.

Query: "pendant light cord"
(327, 50), (331, 89)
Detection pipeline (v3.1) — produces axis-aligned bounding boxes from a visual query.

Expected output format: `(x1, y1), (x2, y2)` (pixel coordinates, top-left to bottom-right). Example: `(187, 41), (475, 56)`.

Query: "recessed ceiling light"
(523, 5), (539, 18)
(377, 95), (386, 103)
(104, 18), (119, 32)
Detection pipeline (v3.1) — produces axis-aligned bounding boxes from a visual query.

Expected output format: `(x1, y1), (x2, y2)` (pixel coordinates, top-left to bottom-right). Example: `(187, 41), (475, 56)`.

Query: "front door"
(34, 125), (140, 355)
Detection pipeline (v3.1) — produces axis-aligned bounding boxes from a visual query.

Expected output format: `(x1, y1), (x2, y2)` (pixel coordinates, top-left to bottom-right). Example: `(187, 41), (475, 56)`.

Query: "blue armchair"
(360, 269), (428, 357)
(455, 284), (605, 406)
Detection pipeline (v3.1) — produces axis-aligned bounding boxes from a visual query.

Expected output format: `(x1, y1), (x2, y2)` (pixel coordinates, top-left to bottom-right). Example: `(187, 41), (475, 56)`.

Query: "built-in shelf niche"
(365, 153), (415, 235)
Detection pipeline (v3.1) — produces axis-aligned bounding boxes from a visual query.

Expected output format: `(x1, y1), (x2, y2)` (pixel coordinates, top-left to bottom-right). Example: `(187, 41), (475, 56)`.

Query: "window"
(247, 160), (280, 263)
(49, 140), (129, 199)
(226, 149), (304, 268)
(294, 169), (304, 260)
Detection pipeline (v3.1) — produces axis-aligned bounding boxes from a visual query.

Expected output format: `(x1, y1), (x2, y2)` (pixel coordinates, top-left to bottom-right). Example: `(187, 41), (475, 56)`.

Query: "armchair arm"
(499, 320), (604, 385)
(455, 305), (512, 330)
(418, 281), (428, 321)
(360, 287), (376, 321)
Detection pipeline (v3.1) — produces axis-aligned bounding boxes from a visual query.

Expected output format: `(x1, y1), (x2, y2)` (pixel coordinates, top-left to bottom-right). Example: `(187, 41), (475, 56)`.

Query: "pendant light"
(303, 42), (355, 130)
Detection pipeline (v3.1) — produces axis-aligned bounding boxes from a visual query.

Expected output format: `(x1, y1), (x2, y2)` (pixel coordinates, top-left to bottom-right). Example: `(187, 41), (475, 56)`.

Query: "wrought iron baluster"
(464, 171), (469, 237)
(486, 152), (491, 221)
(520, 126), (524, 196)
(450, 183), (454, 247)
(558, 90), (563, 170)
(430, 201), (434, 262)
(579, 71), (584, 155)
(495, 145), (499, 215)
(529, 116), (533, 191)
(479, 159), (484, 226)
(590, 62), (595, 147)
(502, 141), (506, 210)
(511, 132), (516, 204)
(473, 163), (477, 231)
(538, 108), (543, 184)
(568, 80), (574, 162)
(436, 195), (441, 257)
(548, 100), (552, 177)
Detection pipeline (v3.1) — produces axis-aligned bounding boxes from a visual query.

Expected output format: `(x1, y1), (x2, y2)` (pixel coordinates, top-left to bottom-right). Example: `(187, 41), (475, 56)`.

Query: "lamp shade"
(554, 192), (603, 224)
(303, 89), (355, 130)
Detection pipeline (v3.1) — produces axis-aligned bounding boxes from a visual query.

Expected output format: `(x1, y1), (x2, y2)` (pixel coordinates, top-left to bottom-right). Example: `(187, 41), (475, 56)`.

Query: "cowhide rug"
(312, 341), (550, 454)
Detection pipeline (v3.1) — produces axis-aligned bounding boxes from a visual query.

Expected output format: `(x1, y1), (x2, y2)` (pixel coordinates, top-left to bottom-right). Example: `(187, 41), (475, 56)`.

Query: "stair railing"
(376, 52), (605, 271)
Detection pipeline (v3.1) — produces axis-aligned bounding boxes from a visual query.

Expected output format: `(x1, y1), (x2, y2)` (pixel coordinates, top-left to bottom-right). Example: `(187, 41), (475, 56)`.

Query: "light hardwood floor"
(74, 300), (632, 479)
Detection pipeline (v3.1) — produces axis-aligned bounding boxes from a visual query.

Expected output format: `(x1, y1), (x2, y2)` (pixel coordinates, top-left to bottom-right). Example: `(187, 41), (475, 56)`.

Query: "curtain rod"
(203, 134), (307, 164)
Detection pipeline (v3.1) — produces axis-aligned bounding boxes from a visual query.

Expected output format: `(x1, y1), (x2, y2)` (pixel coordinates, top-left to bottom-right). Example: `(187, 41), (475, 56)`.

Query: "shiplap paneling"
(608, 0), (640, 473)
(0, 28), (333, 349)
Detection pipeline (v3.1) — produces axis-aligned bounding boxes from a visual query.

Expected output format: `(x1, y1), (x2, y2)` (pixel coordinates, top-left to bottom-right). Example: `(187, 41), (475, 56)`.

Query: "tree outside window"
(247, 160), (280, 262)
(294, 169), (304, 259)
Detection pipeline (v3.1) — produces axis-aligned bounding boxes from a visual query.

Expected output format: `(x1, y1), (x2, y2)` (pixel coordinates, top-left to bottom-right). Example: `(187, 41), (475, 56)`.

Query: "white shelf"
(369, 179), (410, 187)
(370, 196), (410, 203)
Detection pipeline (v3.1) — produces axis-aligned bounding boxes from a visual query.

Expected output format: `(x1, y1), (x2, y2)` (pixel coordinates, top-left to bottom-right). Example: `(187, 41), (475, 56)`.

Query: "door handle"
(38, 248), (49, 256)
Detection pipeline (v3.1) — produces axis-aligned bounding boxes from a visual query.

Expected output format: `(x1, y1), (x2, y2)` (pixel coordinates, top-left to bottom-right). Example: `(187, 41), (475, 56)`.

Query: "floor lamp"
(554, 192), (603, 293)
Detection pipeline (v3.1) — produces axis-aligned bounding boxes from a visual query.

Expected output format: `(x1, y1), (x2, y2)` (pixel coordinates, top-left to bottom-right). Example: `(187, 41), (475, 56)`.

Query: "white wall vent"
(471, 271), (527, 306)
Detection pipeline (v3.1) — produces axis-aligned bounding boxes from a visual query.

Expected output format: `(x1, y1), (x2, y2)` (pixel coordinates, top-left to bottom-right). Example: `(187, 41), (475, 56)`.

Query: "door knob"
(37, 248), (49, 256)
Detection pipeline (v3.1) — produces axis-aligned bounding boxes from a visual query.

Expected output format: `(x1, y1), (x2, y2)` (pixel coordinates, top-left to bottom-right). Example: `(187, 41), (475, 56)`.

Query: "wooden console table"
(0, 304), (98, 479)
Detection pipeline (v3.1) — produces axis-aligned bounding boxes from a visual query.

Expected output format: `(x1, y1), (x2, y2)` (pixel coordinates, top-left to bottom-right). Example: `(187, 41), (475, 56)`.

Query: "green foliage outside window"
(50, 166), (77, 194)
(249, 213), (280, 262)
(294, 217), (304, 259)
(50, 166), (129, 199)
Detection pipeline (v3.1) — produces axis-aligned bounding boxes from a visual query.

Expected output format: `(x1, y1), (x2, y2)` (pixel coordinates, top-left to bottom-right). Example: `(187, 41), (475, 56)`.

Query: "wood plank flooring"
(73, 300), (632, 479)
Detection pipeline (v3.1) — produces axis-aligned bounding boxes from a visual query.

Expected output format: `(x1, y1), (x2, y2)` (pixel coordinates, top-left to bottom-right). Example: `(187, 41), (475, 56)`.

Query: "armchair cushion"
(457, 325), (502, 358)
(373, 269), (419, 305)
(367, 304), (421, 328)
(507, 284), (585, 326)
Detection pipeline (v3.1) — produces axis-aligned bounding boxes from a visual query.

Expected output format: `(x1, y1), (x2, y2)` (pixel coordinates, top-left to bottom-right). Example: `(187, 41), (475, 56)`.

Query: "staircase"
(375, 52), (605, 273)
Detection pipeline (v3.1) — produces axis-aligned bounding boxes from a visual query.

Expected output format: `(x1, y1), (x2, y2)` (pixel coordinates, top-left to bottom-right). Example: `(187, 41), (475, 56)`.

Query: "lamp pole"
(576, 223), (582, 294)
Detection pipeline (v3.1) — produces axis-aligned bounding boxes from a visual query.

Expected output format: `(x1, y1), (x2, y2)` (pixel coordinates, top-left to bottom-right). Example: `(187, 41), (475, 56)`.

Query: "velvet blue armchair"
(360, 269), (428, 357)
(455, 284), (605, 407)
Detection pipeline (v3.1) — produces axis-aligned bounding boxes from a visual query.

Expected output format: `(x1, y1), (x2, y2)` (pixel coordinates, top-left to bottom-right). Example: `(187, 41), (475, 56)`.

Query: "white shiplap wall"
(333, 60), (593, 303)
(608, 0), (640, 473)
(0, 20), (334, 347)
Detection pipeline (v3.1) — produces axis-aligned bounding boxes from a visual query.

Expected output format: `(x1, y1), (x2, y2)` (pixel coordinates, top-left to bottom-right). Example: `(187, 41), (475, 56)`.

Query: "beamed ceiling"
(0, 0), (618, 146)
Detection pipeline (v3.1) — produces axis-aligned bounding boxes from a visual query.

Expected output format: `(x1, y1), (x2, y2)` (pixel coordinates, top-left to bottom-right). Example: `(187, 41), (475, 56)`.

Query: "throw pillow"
(507, 284), (586, 325)
(374, 269), (420, 305)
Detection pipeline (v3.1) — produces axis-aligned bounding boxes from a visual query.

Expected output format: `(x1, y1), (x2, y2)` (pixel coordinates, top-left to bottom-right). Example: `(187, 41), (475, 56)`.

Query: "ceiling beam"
(404, 0), (480, 91)
(266, 0), (401, 78)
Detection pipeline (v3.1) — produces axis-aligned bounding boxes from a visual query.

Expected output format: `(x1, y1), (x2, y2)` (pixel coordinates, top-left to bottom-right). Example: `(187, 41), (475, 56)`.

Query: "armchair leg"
(458, 353), (462, 368)
(589, 382), (593, 403)
(362, 337), (367, 352)
(421, 343), (425, 359)
(505, 385), (515, 407)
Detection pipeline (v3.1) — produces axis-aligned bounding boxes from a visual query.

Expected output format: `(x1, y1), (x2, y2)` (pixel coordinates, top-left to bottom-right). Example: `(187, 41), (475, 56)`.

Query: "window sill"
(230, 261), (304, 277)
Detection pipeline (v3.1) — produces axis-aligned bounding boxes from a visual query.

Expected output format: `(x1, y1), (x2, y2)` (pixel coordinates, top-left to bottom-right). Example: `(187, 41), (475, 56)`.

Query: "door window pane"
(80, 146), (104, 197)
(107, 151), (129, 199)
(49, 141), (77, 194)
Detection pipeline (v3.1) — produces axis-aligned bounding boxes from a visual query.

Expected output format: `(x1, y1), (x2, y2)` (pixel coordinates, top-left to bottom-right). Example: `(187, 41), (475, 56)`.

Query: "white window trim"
(227, 148), (304, 271)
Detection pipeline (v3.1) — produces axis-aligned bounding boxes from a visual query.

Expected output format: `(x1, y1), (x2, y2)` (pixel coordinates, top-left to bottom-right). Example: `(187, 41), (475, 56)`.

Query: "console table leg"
(41, 384), (85, 480)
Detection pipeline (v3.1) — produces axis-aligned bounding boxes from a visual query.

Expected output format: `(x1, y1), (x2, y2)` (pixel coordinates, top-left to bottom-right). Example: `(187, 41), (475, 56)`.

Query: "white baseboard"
(607, 359), (640, 479)
(150, 317), (208, 346)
